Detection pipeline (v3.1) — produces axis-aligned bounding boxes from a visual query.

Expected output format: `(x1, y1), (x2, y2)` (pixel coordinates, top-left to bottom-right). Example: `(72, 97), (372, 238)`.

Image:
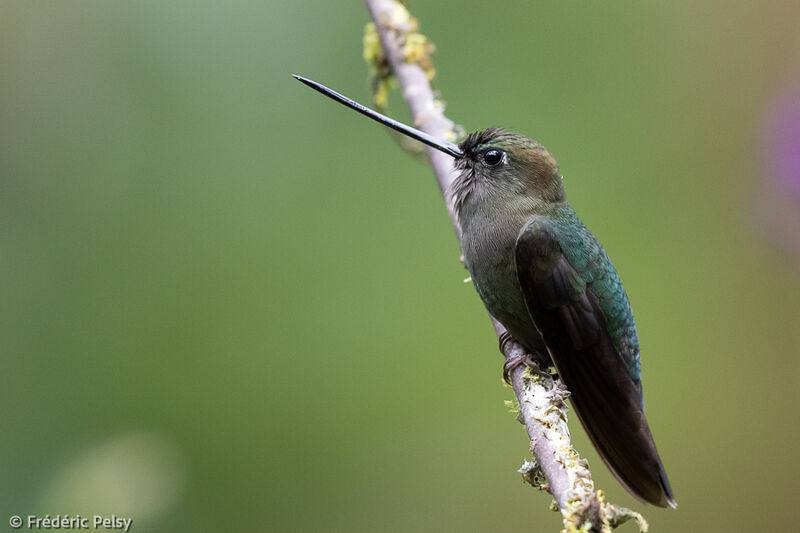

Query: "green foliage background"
(2, 1), (799, 531)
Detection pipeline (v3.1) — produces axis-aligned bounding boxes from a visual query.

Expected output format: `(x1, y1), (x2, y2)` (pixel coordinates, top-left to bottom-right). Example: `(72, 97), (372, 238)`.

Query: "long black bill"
(293, 74), (463, 158)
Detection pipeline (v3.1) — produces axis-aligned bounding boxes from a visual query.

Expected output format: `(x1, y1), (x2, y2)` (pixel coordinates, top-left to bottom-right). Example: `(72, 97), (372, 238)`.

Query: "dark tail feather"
(556, 340), (676, 508)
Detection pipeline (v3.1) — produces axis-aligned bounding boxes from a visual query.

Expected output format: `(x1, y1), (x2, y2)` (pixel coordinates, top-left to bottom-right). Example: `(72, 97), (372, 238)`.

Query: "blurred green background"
(2, 1), (799, 531)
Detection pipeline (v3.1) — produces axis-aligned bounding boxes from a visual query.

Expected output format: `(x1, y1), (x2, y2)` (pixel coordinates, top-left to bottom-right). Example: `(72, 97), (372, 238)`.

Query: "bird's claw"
(498, 332), (549, 383)
(503, 354), (529, 384)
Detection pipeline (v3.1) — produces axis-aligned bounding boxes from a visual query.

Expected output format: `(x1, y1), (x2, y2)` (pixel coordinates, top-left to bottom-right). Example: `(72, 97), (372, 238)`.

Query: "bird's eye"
(483, 149), (504, 167)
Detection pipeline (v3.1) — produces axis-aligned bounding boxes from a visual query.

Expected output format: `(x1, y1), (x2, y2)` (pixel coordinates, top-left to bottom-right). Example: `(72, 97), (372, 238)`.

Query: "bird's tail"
(558, 349), (677, 508)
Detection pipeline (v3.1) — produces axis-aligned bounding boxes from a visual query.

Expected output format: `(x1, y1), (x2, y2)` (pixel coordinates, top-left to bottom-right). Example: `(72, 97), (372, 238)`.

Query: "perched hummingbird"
(294, 75), (676, 508)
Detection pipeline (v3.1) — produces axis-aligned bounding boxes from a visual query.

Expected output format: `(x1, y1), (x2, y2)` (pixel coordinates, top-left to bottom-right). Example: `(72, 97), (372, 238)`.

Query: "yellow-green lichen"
(362, 11), (437, 109)
(402, 32), (436, 80)
(363, 22), (394, 109)
(522, 364), (542, 384)
(362, 22), (382, 65)
(503, 398), (520, 414)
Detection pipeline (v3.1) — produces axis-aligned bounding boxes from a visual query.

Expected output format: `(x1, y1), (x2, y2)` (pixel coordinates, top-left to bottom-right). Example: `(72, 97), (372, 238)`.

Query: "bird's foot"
(499, 332), (548, 384)
(503, 356), (555, 384)
(503, 354), (529, 384)
(498, 330), (515, 356)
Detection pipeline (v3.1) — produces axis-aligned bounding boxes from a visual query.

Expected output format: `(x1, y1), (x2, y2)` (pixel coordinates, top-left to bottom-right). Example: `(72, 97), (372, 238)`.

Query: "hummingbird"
(294, 74), (676, 508)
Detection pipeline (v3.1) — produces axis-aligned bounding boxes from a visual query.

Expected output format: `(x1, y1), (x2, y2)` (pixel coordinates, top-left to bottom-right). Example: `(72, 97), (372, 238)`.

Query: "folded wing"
(515, 216), (675, 508)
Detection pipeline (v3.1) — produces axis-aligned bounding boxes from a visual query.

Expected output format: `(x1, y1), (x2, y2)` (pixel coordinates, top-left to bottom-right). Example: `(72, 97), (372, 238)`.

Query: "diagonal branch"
(362, 1), (647, 532)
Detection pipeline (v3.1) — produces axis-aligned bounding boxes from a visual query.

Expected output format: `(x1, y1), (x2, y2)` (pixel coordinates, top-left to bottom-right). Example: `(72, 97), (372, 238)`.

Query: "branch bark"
(362, 2), (646, 532)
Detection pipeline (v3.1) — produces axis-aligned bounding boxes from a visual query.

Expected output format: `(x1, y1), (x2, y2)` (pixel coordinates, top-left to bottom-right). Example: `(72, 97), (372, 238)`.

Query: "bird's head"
(452, 127), (564, 216)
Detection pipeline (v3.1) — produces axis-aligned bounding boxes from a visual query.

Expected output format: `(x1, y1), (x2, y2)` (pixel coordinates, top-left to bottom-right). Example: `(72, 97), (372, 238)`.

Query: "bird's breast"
(460, 202), (546, 353)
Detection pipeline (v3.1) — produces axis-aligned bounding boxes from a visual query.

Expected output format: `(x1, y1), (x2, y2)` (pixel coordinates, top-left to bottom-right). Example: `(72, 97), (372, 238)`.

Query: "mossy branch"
(362, 1), (647, 531)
